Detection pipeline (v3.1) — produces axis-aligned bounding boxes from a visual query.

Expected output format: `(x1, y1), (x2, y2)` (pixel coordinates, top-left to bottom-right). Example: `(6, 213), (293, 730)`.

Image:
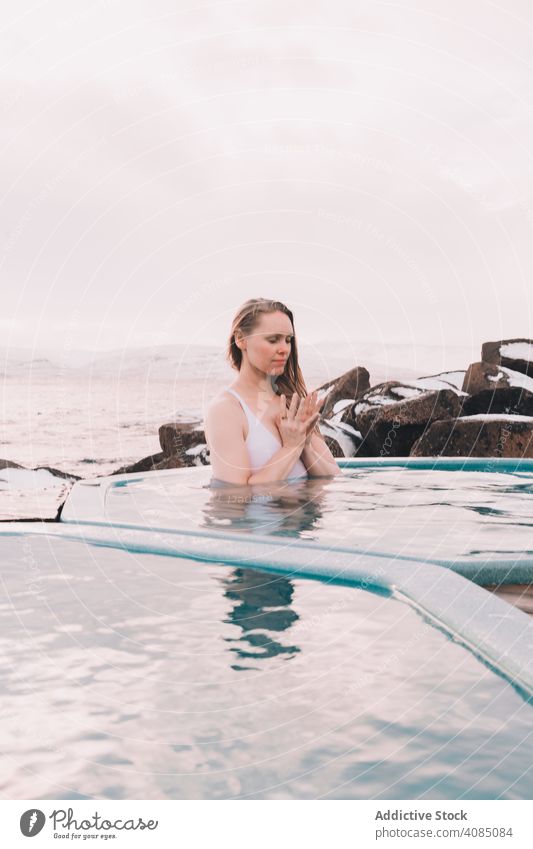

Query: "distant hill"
(1, 340), (480, 387)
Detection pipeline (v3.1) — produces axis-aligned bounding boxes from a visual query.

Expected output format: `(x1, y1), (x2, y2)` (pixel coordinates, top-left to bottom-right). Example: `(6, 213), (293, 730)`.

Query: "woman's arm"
(300, 429), (341, 477)
(247, 444), (306, 484)
(297, 391), (340, 477)
(204, 398), (251, 484)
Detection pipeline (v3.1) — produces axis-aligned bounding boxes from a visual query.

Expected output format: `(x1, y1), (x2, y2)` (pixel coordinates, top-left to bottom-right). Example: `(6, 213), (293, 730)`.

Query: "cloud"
(2, 0), (533, 350)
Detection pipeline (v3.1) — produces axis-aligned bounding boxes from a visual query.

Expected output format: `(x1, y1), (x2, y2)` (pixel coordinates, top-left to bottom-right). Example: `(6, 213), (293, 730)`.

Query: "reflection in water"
(221, 568), (300, 671)
(204, 477), (332, 538)
(205, 478), (333, 670)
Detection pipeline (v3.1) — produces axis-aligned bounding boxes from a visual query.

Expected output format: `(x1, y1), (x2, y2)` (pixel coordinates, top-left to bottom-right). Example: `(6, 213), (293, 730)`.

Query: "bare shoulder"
(204, 391), (246, 436)
(206, 390), (242, 418)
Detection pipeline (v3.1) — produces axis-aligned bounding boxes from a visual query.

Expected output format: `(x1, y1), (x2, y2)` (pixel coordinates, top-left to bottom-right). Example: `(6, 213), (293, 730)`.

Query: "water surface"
(0, 533), (531, 800)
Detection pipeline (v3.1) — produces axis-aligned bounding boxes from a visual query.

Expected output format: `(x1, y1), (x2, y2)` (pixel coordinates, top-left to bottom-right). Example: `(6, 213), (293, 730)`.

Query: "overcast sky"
(2, 0), (533, 356)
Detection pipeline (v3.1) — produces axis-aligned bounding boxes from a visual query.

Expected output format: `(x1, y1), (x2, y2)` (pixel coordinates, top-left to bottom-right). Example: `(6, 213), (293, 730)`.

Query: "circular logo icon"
(20, 809), (46, 837)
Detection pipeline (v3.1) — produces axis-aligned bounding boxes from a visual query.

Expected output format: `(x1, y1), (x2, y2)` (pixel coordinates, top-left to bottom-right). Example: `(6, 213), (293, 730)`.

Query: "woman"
(204, 298), (340, 485)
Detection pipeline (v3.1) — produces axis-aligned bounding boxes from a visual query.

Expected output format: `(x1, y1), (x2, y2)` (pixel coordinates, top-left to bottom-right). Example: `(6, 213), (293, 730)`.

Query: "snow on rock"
(184, 443), (210, 465)
(0, 467), (67, 490)
(458, 413), (533, 423)
(414, 371), (467, 393)
(331, 398), (353, 416)
(463, 361), (533, 395)
(500, 366), (533, 392)
(0, 462), (79, 520)
(500, 342), (533, 361)
(482, 338), (533, 377)
(320, 419), (361, 458)
(391, 386), (421, 399)
(353, 381), (429, 416)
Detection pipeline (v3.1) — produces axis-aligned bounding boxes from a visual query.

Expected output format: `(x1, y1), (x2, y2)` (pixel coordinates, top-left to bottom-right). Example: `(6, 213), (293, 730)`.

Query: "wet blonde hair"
(228, 298), (308, 398)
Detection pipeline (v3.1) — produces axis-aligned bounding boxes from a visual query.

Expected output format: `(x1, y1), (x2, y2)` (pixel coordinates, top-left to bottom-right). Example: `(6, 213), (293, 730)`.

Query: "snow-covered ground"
(0, 467), (76, 521)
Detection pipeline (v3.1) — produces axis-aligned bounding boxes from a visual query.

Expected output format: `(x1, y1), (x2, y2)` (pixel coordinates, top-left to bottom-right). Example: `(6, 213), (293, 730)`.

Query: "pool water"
(2, 459), (533, 800)
(0, 533), (532, 800)
(95, 464), (533, 564)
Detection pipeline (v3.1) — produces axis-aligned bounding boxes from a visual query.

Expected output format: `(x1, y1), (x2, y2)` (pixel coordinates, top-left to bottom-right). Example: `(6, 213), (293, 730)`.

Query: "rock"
(413, 371), (467, 393)
(111, 423), (209, 476)
(154, 445), (210, 470)
(411, 415), (533, 458)
(356, 388), (462, 457)
(0, 458), (25, 470)
(482, 338), (533, 377)
(152, 454), (189, 471)
(462, 386), (533, 417)
(111, 452), (165, 475)
(463, 361), (505, 394)
(463, 361), (533, 393)
(159, 422), (207, 460)
(34, 465), (81, 481)
(461, 362), (533, 416)
(350, 381), (432, 418)
(319, 419), (363, 457)
(317, 366), (370, 419)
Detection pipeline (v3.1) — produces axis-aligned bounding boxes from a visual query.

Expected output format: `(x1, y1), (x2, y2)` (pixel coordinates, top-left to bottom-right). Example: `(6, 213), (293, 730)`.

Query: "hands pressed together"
(275, 391), (324, 451)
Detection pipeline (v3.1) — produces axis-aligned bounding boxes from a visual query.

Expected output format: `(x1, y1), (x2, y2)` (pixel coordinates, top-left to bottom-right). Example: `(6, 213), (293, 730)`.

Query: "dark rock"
(462, 386), (533, 417)
(0, 458), (25, 470)
(482, 338), (533, 377)
(357, 389), (461, 457)
(159, 422), (206, 459)
(111, 452), (165, 475)
(323, 434), (344, 458)
(411, 416), (533, 458)
(153, 454), (188, 471)
(153, 446), (210, 470)
(111, 423), (209, 476)
(463, 361), (505, 394)
(354, 387), (462, 457)
(317, 366), (370, 419)
(35, 465), (81, 481)
(461, 362), (533, 416)
(464, 361), (521, 393)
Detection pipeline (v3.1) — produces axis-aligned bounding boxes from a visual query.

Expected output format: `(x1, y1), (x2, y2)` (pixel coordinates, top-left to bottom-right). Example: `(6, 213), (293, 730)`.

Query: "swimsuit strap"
(225, 388), (257, 424)
(225, 388), (279, 442)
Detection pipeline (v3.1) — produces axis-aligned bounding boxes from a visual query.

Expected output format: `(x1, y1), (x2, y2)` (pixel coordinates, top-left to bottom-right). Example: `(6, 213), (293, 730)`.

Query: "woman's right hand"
(276, 393), (319, 450)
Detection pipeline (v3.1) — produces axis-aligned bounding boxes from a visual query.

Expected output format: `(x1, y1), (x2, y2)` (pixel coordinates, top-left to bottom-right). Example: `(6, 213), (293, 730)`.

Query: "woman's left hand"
(299, 391), (324, 445)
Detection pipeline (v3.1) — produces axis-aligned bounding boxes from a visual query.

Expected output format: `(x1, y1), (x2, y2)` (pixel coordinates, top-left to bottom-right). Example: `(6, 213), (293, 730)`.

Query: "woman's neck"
(233, 361), (279, 400)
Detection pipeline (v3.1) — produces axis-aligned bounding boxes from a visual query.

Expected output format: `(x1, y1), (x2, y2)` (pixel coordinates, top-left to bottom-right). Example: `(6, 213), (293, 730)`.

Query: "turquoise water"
(0, 530), (532, 800)
(103, 465), (533, 563)
(2, 463), (533, 799)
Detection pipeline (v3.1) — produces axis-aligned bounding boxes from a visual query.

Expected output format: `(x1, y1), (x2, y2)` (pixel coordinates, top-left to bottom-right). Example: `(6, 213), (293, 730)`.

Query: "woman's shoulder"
(204, 389), (247, 442)
(205, 389), (244, 419)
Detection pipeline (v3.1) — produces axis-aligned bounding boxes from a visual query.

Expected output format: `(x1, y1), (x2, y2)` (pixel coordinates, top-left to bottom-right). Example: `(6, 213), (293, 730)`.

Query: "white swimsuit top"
(226, 388), (308, 480)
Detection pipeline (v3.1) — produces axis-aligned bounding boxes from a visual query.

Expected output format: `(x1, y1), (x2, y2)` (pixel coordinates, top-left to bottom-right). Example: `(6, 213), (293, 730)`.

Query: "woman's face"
(239, 310), (294, 376)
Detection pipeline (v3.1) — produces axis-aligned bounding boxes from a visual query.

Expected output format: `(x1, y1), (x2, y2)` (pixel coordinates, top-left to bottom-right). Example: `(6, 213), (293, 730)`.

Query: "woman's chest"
(244, 404), (281, 443)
